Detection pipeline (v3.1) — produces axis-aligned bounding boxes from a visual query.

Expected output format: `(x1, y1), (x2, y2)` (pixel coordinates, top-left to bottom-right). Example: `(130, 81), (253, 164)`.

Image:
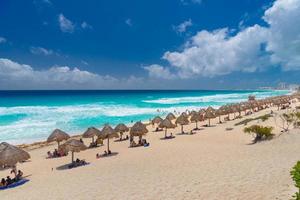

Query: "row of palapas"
(44, 93), (297, 162)
(0, 93), (298, 169)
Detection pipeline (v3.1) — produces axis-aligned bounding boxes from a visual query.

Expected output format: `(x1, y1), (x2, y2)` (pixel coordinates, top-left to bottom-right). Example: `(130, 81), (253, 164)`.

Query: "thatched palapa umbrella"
(189, 110), (198, 116)
(102, 124), (119, 153)
(82, 127), (100, 144)
(175, 114), (189, 134)
(159, 118), (176, 138)
(63, 139), (87, 163)
(47, 129), (70, 148)
(199, 109), (206, 117)
(205, 106), (216, 126)
(215, 108), (225, 123)
(152, 116), (163, 125)
(115, 123), (129, 140)
(130, 121), (148, 137)
(190, 112), (201, 130)
(0, 142), (30, 167)
(228, 104), (238, 119)
(181, 112), (188, 118)
(166, 113), (176, 121)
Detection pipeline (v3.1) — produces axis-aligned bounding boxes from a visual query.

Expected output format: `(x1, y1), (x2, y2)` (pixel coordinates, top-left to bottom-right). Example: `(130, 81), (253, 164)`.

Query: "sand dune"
(1, 104), (300, 200)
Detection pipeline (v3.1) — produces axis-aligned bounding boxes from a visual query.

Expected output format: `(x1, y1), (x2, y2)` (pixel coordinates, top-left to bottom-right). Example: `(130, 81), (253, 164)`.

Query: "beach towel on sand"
(0, 179), (29, 190)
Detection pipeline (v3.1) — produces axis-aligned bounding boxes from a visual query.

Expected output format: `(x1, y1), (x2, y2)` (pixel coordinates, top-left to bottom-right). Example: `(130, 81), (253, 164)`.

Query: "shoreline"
(1, 96), (300, 199)
(13, 90), (296, 151)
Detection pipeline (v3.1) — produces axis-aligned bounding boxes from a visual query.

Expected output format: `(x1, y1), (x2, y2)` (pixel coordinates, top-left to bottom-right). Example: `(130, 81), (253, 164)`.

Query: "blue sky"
(0, 0), (300, 89)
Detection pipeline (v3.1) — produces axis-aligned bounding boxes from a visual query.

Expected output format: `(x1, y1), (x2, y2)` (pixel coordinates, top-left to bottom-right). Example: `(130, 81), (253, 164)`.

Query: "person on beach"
(53, 149), (59, 157)
(47, 151), (53, 158)
(0, 178), (6, 187)
(10, 165), (17, 177)
(16, 170), (23, 181)
(130, 140), (136, 147)
(6, 176), (12, 185)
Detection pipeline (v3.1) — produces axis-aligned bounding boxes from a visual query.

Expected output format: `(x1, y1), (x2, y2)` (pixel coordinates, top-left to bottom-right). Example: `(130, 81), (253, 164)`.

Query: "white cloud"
(0, 37), (6, 44)
(263, 0), (300, 70)
(58, 14), (75, 33)
(0, 58), (121, 89)
(81, 21), (92, 30)
(148, 0), (300, 79)
(125, 18), (132, 27)
(174, 19), (193, 33)
(164, 25), (269, 78)
(143, 64), (176, 80)
(30, 46), (58, 56)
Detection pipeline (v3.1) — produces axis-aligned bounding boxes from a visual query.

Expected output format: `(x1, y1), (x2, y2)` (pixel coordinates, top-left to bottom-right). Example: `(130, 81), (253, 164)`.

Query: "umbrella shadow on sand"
(114, 138), (128, 143)
(160, 136), (176, 140)
(56, 162), (90, 171)
(193, 127), (205, 131)
(176, 132), (196, 135)
(98, 152), (119, 158)
(202, 125), (217, 128)
(56, 163), (74, 171)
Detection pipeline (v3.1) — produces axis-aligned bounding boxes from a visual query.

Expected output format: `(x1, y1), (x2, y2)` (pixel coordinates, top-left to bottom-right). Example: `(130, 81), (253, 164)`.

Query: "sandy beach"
(1, 101), (300, 200)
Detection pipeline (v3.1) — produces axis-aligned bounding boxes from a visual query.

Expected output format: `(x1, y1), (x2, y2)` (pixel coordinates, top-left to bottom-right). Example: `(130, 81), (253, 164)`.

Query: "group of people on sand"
(80, 138), (103, 148)
(47, 148), (67, 158)
(96, 150), (112, 158)
(130, 137), (150, 147)
(88, 141), (98, 148)
(0, 167), (23, 187)
(68, 158), (87, 168)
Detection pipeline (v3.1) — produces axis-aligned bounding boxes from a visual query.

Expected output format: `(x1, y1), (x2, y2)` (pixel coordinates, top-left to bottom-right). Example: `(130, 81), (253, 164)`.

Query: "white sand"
(1, 103), (300, 200)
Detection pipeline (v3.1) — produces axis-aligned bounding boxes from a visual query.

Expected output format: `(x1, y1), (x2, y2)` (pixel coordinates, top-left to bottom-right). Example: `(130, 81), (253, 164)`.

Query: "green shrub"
(235, 114), (271, 126)
(243, 125), (274, 143)
(294, 112), (300, 128)
(291, 161), (300, 200)
(260, 114), (270, 122)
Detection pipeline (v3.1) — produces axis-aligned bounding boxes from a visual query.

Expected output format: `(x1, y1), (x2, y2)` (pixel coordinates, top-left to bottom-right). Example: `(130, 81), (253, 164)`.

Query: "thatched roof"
(82, 127), (101, 138)
(189, 110), (198, 116)
(199, 109), (206, 115)
(130, 121), (148, 137)
(159, 118), (176, 129)
(190, 112), (202, 122)
(47, 129), (70, 143)
(205, 107), (216, 119)
(0, 142), (30, 166)
(63, 139), (87, 153)
(206, 106), (216, 113)
(215, 108), (225, 116)
(101, 124), (119, 139)
(152, 116), (163, 124)
(181, 112), (188, 118)
(166, 113), (176, 121)
(114, 123), (129, 133)
(175, 114), (189, 125)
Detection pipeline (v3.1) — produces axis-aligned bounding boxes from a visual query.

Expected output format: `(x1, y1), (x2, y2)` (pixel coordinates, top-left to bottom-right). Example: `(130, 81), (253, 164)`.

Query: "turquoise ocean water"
(0, 90), (290, 144)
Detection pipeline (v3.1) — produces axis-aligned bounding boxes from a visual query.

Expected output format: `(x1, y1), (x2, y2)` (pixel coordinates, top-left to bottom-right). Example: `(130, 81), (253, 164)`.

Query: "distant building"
(288, 84), (300, 91)
(277, 82), (287, 90)
(258, 87), (273, 90)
